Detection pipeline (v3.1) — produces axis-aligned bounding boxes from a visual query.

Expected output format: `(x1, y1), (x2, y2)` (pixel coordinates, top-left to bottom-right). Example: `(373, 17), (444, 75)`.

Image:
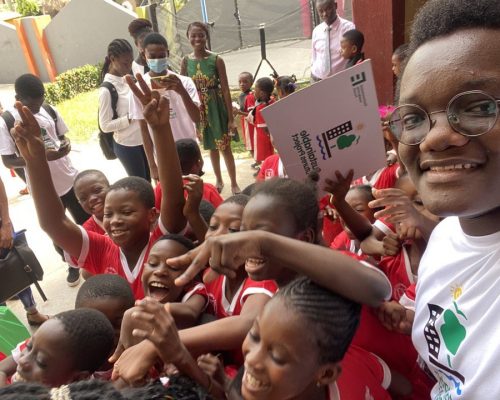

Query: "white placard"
(261, 60), (386, 189)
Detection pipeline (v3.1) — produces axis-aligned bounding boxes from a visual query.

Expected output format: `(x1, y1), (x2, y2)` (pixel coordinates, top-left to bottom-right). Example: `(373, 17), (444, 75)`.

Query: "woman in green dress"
(181, 22), (240, 195)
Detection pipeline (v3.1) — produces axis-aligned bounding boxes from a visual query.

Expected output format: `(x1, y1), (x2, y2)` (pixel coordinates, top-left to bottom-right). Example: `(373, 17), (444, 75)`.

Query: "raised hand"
(323, 169), (354, 204)
(172, 231), (267, 287)
(126, 74), (170, 128)
(183, 174), (204, 218)
(11, 102), (45, 161)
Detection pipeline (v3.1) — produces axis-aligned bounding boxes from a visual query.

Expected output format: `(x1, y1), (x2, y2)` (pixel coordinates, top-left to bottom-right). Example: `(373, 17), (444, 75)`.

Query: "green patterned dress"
(185, 53), (230, 151)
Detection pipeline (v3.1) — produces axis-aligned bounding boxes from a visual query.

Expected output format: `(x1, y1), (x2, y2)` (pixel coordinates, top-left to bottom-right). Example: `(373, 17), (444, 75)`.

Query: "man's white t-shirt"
(128, 71), (200, 148)
(0, 106), (77, 197)
(413, 216), (500, 399)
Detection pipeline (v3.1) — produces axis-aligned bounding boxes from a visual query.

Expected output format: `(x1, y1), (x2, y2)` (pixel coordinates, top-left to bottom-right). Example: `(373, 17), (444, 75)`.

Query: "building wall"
(44, 0), (136, 74)
(0, 21), (30, 84)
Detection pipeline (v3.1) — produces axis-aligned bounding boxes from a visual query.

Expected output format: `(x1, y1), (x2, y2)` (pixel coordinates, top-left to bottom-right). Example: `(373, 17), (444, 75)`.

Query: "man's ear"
(315, 362), (342, 386)
(149, 207), (160, 226)
(352, 45), (358, 54)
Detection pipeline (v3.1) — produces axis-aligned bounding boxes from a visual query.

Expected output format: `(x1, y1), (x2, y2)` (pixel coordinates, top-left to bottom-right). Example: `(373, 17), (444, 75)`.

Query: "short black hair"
(143, 32), (168, 50)
(241, 183), (256, 196)
(255, 77), (274, 96)
(74, 169), (109, 187)
(277, 277), (360, 363)
(348, 184), (374, 203)
(222, 194), (250, 208)
(252, 178), (319, 241)
(108, 176), (155, 209)
(15, 74), (45, 100)
(55, 309), (115, 374)
(239, 71), (254, 82)
(343, 29), (364, 51)
(176, 139), (201, 174)
(199, 200), (215, 224)
(408, 0), (500, 60)
(75, 274), (134, 309)
(156, 233), (196, 251)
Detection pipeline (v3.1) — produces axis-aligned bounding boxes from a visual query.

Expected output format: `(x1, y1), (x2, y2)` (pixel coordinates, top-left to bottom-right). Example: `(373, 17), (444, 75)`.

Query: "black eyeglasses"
(389, 90), (500, 146)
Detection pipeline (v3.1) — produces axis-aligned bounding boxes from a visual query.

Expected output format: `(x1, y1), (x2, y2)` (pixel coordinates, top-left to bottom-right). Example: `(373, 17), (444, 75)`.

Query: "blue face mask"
(146, 57), (168, 74)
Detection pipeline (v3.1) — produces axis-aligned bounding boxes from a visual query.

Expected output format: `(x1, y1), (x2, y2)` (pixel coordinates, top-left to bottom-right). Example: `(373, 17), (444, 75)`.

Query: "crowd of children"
(0, 0), (499, 399)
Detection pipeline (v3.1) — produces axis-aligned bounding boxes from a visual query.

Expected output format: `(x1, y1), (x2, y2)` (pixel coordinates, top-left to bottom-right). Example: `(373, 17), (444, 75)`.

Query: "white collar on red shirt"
(119, 244), (148, 284)
(221, 275), (245, 315)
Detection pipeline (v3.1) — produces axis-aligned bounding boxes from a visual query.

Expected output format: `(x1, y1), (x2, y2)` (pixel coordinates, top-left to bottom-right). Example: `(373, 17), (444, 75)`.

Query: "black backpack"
(98, 81), (119, 160)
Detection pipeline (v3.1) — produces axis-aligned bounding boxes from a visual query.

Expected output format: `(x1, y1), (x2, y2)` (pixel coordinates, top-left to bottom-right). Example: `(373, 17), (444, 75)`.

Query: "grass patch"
(56, 88), (252, 157)
(57, 89), (98, 144)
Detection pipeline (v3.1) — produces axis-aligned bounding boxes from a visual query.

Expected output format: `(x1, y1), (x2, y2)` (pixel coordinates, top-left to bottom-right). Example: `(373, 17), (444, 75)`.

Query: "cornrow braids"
(277, 277), (361, 364)
(101, 39), (133, 82)
(252, 178), (319, 242)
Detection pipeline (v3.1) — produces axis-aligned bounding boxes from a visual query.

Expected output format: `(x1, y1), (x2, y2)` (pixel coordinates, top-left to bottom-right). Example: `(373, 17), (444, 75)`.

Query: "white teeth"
(150, 282), (167, 289)
(246, 258), (265, 265)
(244, 370), (268, 390)
(429, 163), (477, 172)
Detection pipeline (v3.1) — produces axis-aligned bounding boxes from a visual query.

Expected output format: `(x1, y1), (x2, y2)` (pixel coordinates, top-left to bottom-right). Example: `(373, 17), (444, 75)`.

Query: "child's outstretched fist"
(11, 102), (45, 160)
(324, 169), (354, 204)
(126, 74), (170, 128)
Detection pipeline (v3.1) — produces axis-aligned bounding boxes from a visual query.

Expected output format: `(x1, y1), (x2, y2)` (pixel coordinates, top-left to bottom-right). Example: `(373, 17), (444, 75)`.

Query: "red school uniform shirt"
(69, 221), (169, 299)
(241, 92), (255, 151)
(256, 154), (286, 181)
(352, 163), (400, 190)
(154, 180), (223, 211)
(82, 215), (106, 236)
(328, 344), (392, 400)
(205, 275), (278, 319)
(253, 100), (275, 162)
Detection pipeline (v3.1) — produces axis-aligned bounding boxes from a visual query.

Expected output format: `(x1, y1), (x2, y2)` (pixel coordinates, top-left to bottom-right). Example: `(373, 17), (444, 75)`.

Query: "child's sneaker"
(66, 267), (80, 287)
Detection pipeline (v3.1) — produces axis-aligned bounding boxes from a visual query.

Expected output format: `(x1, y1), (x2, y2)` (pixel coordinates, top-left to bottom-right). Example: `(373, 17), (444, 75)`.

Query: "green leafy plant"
(44, 64), (101, 105)
(15, 0), (41, 16)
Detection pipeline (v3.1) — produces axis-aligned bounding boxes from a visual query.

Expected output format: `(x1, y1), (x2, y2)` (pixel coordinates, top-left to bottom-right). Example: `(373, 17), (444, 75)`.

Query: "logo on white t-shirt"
(423, 288), (468, 398)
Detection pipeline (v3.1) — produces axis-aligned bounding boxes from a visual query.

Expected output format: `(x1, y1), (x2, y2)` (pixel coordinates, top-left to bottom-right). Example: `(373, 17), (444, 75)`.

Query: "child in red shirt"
(249, 77), (275, 163)
(233, 71), (255, 154)
(14, 76), (187, 300)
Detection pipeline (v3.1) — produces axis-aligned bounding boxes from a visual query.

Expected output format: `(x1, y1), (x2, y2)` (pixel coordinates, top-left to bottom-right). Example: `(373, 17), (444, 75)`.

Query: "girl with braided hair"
(99, 39), (150, 181)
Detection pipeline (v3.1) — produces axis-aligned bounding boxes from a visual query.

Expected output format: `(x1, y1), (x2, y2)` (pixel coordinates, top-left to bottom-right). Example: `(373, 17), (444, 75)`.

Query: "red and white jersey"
(378, 245), (416, 302)
(352, 163), (400, 190)
(69, 221), (168, 299)
(329, 345), (392, 400)
(242, 92), (256, 151)
(154, 180), (223, 210)
(181, 282), (209, 307)
(205, 275), (278, 319)
(253, 100), (275, 162)
(399, 282), (416, 312)
(82, 215), (106, 236)
(256, 154), (286, 181)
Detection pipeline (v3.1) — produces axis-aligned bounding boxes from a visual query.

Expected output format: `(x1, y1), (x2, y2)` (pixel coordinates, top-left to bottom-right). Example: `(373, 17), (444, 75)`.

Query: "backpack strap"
(0, 111), (15, 135)
(100, 81), (119, 120)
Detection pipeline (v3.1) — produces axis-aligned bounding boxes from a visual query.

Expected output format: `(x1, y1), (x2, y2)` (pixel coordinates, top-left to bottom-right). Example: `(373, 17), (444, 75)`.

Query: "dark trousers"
(113, 142), (151, 182)
(54, 187), (90, 262)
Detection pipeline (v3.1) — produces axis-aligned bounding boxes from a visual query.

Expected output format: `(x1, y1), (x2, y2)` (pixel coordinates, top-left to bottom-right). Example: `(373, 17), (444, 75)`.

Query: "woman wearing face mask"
(128, 32), (201, 182)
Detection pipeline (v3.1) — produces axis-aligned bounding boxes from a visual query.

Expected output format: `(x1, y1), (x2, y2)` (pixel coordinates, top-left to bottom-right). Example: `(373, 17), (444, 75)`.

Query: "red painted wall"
(352, 0), (405, 105)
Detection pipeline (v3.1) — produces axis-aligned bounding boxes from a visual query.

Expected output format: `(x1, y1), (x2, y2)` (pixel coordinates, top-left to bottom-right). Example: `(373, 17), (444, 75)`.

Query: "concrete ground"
(0, 38), (313, 331)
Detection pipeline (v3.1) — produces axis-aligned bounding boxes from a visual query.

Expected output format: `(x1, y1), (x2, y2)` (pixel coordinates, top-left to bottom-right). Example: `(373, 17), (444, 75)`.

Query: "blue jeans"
(113, 142), (151, 182)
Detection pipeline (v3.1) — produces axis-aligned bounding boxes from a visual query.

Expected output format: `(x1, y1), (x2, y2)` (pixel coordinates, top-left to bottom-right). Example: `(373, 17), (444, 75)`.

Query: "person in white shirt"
(129, 32), (201, 182)
(311, 0), (355, 81)
(0, 74), (88, 287)
(389, 0), (500, 398)
(99, 39), (150, 181)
